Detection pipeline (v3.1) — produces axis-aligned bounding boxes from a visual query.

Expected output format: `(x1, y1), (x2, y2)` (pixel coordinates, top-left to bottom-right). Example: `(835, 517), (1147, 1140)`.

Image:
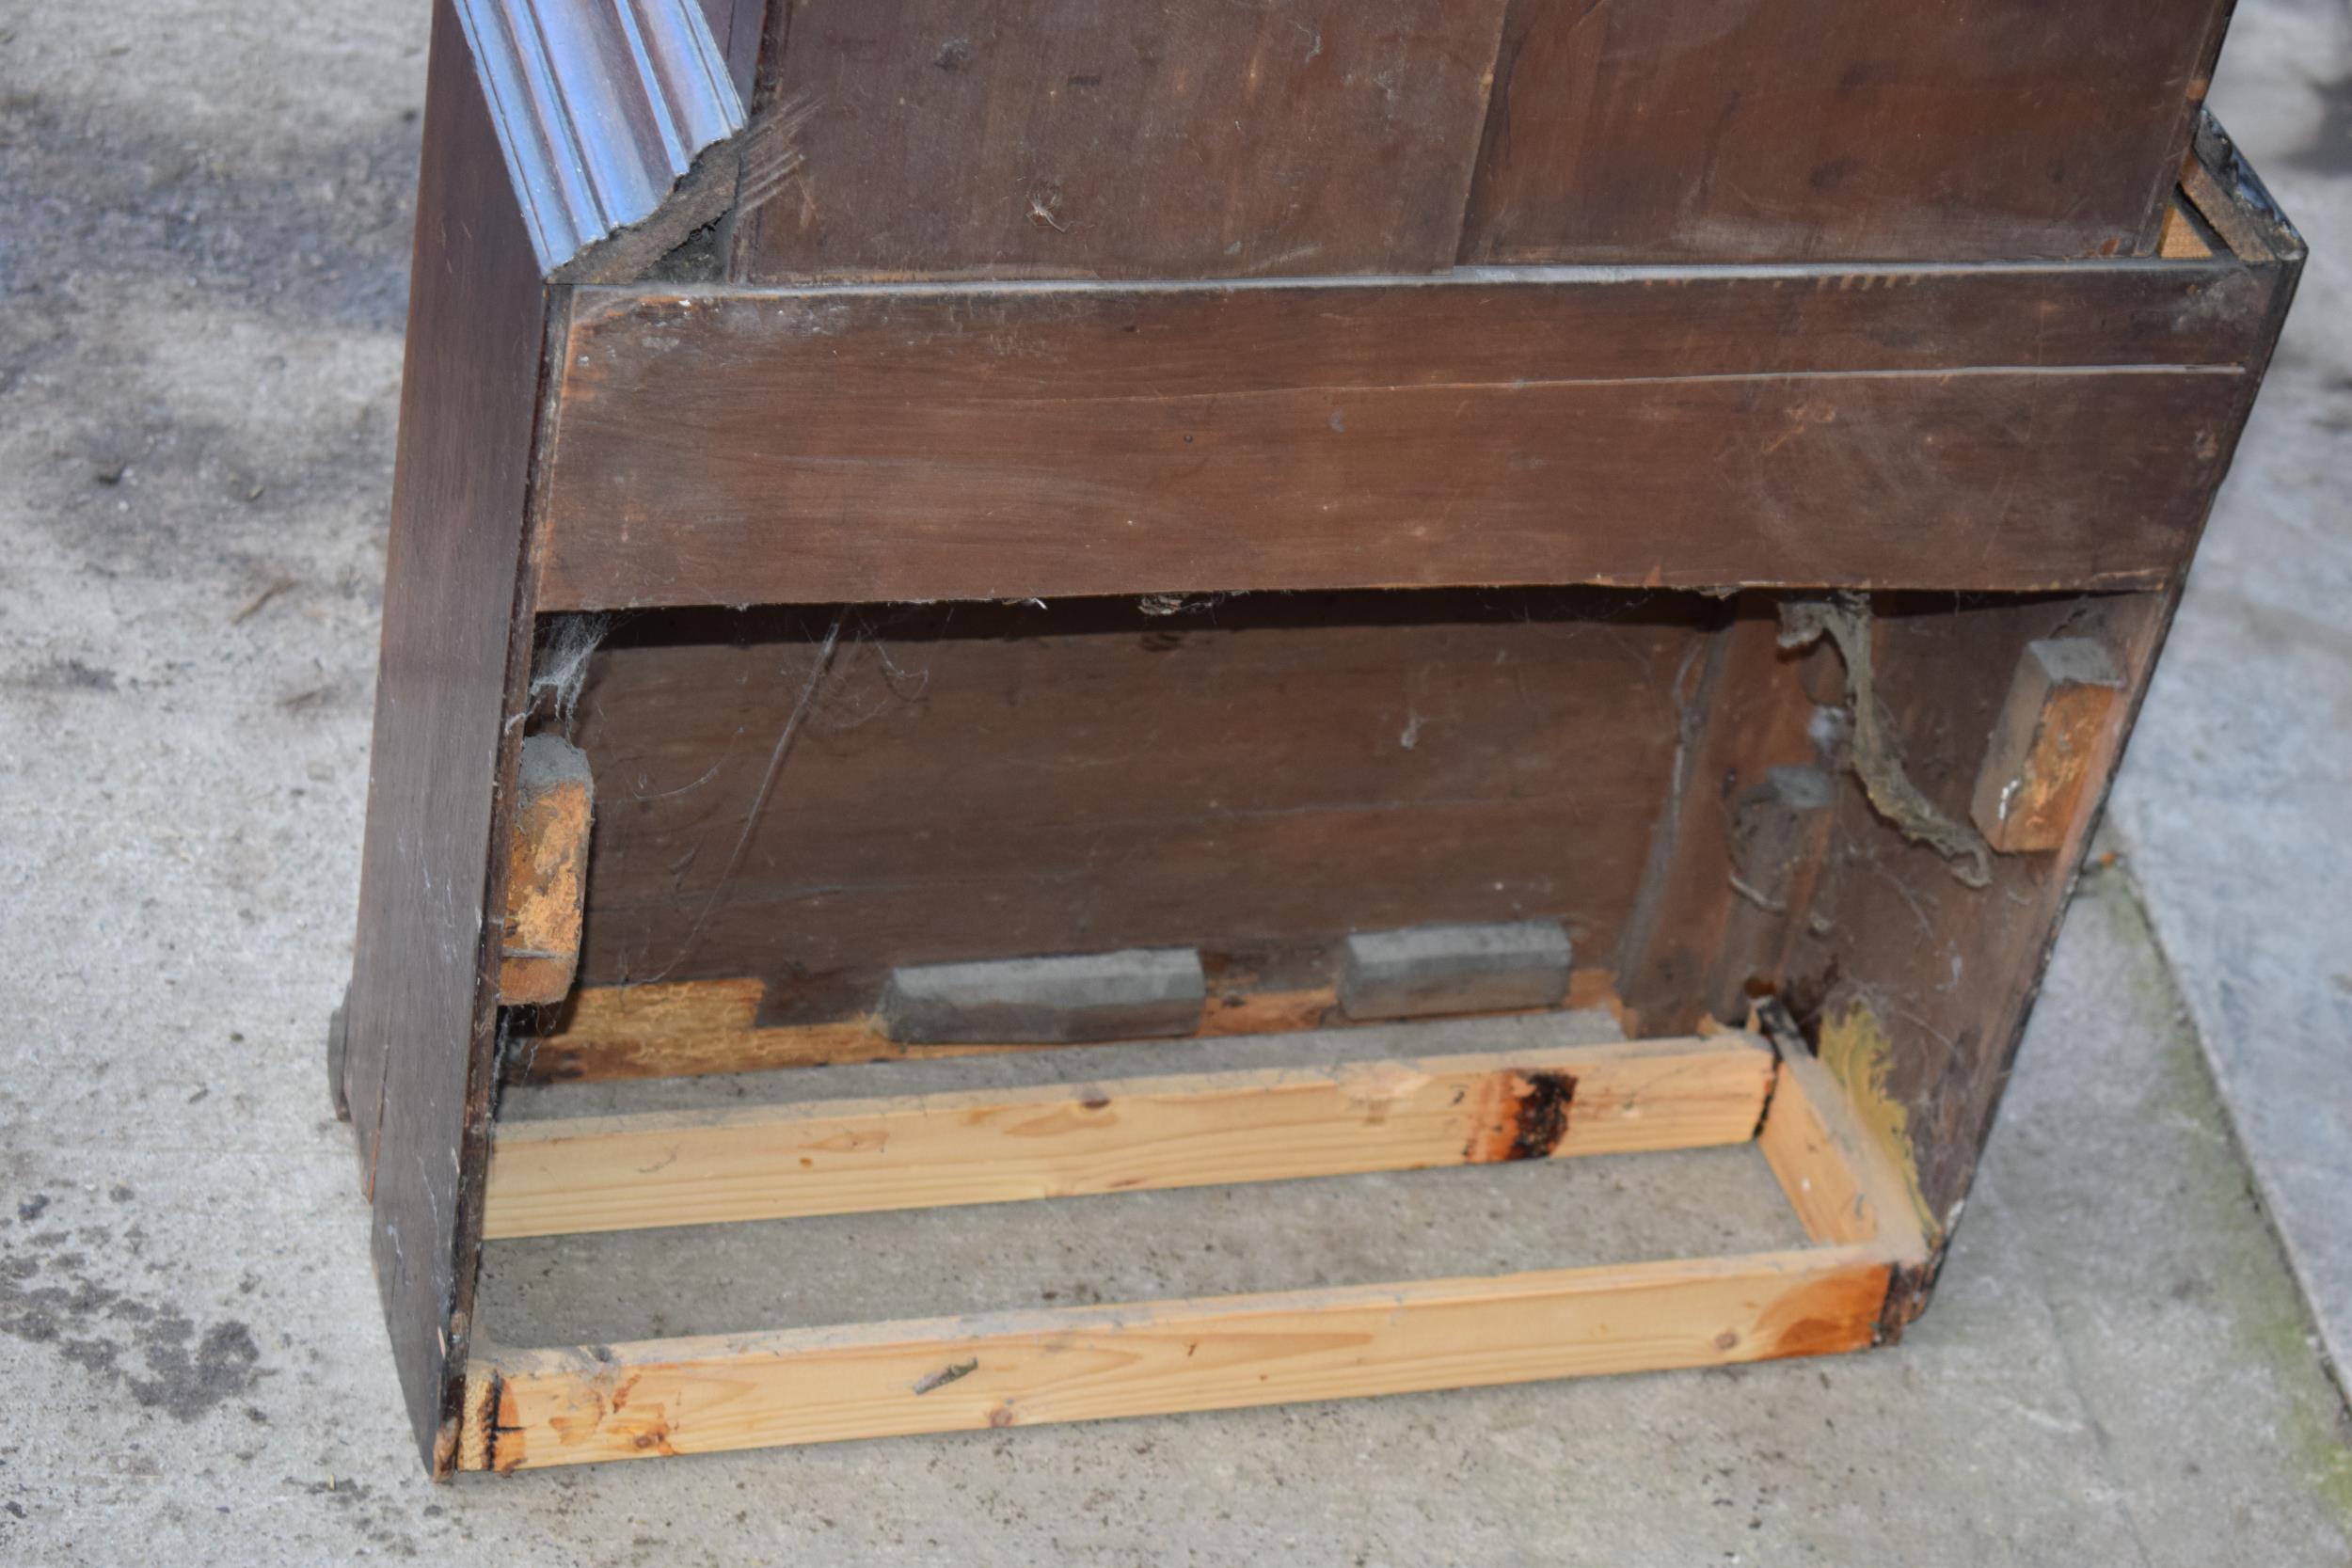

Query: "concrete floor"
(2110, 0), (2352, 1387)
(1, 2), (2348, 1562)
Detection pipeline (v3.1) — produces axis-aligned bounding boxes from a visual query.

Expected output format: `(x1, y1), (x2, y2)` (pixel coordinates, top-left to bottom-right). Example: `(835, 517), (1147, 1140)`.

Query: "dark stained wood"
(1458, 0), (2233, 264)
(533, 260), (2279, 612)
(1613, 597), (1831, 1035)
(1773, 206), (2298, 1240)
(1969, 640), (2125, 854)
(730, 0), (1510, 281)
(1775, 593), (2174, 1235)
(561, 593), (1707, 1024)
(339, 0), (553, 1474)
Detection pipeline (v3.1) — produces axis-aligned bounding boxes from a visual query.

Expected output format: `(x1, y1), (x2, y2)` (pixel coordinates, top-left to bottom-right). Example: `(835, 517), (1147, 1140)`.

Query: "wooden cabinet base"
(458, 1027), (1925, 1472)
(337, 0), (2298, 1479)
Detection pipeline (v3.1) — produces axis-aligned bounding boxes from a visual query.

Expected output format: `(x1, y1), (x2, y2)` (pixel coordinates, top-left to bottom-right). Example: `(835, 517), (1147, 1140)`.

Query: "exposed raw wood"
(534, 262), (2276, 612)
(462, 1244), (1895, 1467)
(499, 736), (595, 1004)
(2182, 146), (2285, 265)
(482, 1035), (1775, 1238)
(453, 0), (743, 276)
(1777, 595), (2189, 1225)
(2158, 199), (2216, 260)
(514, 979), (964, 1083)
(511, 968), (1623, 1085)
(1970, 640), (2126, 854)
(2184, 113), (2305, 268)
(339, 0), (557, 1474)
(1758, 1037), (1931, 1260)
(1459, 0), (2229, 263)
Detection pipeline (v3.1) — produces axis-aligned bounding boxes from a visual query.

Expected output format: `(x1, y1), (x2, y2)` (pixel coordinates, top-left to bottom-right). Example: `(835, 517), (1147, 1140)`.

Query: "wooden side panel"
(340, 0), (549, 1474)
(1779, 593), (2179, 1233)
(464, 1247), (1894, 1467)
(562, 593), (1706, 1023)
(534, 263), (2278, 612)
(732, 0), (1510, 280)
(498, 736), (594, 1005)
(482, 1036), (1775, 1237)
(1459, 0), (2232, 263)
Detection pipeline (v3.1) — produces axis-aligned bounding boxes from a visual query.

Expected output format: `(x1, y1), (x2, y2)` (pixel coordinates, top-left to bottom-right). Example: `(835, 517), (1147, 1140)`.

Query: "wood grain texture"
(510, 969), (1621, 1084)
(533, 261), (2278, 611)
(557, 593), (1706, 1025)
(463, 1245), (1894, 1466)
(483, 1035), (1775, 1237)
(1458, 0), (2232, 263)
(1779, 594), (2181, 1232)
(1969, 640), (2125, 854)
(339, 0), (551, 1473)
(731, 0), (1509, 281)
(498, 736), (595, 1004)
(1759, 1037), (1931, 1259)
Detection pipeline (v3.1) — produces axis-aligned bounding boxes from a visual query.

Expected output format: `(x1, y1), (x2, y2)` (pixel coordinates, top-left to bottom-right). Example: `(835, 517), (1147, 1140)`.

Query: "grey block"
(1339, 921), (1574, 1022)
(880, 947), (1207, 1044)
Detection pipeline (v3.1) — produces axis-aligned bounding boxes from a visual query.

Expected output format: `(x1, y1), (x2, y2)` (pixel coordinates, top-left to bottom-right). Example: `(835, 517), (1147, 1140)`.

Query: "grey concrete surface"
(1, 2), (2348, 1563)
(2112, 0), (2352, 1392)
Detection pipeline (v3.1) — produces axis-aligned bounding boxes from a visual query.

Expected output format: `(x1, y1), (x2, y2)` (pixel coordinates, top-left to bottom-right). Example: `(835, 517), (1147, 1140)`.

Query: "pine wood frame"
(456, 1028), (1928, 1471)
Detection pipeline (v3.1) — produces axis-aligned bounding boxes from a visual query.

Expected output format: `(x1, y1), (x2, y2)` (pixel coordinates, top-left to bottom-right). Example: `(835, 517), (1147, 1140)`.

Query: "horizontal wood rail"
(482, 1035), (1774, 1238)
(464, 1245), (1894, 1470)
(532, 254), (2285, 612)
(464, 1028), (1934, 1468)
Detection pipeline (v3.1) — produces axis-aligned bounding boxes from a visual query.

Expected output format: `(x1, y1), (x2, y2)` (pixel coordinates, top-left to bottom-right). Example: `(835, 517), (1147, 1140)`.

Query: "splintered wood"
(498, 736), (594, 1005)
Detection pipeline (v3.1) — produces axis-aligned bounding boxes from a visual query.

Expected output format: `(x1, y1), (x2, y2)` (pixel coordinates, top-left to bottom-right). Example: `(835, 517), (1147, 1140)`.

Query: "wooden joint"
(1969, 639), (2124, 855)
(499, 736), (594, 1005)
(459, 1022), (1943, 1467)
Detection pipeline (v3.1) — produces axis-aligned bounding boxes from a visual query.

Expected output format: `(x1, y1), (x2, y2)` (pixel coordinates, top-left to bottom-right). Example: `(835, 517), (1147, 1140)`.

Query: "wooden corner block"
(499, 736), (594, 1005)
(1969, 639), (2124, 854)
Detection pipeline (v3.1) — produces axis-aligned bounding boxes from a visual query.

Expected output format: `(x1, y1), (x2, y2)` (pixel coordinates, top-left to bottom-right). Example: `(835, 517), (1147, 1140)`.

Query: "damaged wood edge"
(480, 1035), (1775, 1239)
(502, 969), (1627, 1085)
(455, 1243), (1895, 1469)
(2182, 112), (2306, 267)
(454, 0), (746, 279)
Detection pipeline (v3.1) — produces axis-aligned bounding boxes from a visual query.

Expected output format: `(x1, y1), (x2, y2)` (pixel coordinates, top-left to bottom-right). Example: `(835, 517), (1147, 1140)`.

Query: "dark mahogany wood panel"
(1773, 593), (2174, 1233)
(340, 0), (549, 1473)
(562, 593), (1706, 1022)
(1459, 0), (2233, 264)
(533, 261), (2278, 612)
(730, 0), (1510, 280)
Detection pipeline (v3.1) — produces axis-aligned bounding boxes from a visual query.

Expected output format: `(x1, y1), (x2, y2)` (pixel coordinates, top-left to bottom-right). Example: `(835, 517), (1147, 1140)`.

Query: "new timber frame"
(336, 0), (2302, 1478)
